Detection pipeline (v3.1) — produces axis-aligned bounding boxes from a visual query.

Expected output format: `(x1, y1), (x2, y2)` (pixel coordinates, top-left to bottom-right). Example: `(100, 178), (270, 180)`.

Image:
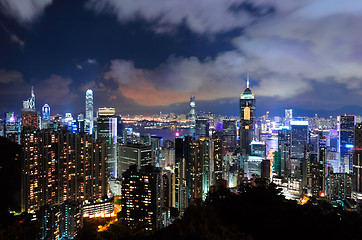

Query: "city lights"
(2, 1), (362, 239)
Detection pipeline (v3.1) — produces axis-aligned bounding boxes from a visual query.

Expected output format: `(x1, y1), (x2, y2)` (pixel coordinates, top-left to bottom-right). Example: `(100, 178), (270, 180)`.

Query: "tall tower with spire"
(239, 76), (255, 155)
(21, 86), (39, 130)
(85, 89), (94, 134)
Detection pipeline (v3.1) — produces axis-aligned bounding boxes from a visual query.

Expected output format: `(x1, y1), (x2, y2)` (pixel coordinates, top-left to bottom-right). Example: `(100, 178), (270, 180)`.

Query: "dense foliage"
(78, 179), (362, 240)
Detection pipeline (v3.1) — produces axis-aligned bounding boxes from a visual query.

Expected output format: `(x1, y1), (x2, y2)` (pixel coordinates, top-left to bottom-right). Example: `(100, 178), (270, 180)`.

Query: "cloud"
(87, 0), (362, 110)
(0, 69), (23, 84)
(36, 75), (77, 105)
(102, 53), (247, 106)
(232, 1), (362, 91)
(75, 58), (98, 70)
(86, 0), (273, 34)
(0, 0), (52, 23)
(0, 24), (25, 48)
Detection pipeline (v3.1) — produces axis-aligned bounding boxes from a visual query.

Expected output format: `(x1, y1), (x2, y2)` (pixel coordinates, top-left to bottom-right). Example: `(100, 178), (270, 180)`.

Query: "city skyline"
(2, 1), (362, 116)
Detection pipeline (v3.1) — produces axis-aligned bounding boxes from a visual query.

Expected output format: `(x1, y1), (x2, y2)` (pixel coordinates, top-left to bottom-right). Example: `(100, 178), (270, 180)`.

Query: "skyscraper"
(21, 87), (39, 130)
(42, 104), (50, 122)
(195, 118), (208, 139)
(189, 96), (196, 128)
(118, 143), (153, 178)
(338, 114), (355, 173)
(21, 129), (107, 212)
(239, 77), (255, 155)
(285, 109), (293, 125)
(190, 137), (210, 203)
(290, 121), (308, 177)
(23, 86), (36, 110)
(4, 112), (20, 139)
(121, 165), (162, 231)
(353, 123), (362, 201)
(277, 126), (290, 177)
(97, 107), (118, 178)
(222, 119), (237, 156)
(85, 89), (93, 134)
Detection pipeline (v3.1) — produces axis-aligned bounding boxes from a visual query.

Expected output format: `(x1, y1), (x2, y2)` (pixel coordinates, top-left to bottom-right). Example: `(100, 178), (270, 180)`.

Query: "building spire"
(246, 73), (249, 88)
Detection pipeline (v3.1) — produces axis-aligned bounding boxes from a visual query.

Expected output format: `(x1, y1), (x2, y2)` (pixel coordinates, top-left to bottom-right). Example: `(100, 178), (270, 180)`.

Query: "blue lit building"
(42, 104), (50, 122)
(338, 114), (355, 173)
(3, 112), (21, 143)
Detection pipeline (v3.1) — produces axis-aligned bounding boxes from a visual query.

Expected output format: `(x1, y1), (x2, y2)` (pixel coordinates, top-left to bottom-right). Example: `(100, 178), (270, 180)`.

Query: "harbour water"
(125, 124), (191, 141)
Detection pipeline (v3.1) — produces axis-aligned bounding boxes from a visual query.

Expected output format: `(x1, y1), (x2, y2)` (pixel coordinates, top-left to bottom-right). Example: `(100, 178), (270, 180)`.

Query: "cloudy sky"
(1, 0), (362, 117)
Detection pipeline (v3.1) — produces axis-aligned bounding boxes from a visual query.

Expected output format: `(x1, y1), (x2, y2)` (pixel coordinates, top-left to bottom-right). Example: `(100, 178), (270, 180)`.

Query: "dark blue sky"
(1, 0), (362, 117)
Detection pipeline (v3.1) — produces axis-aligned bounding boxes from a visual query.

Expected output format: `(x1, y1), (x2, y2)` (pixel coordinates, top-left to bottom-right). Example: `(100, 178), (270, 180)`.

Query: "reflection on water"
(126, 124), (191, 141)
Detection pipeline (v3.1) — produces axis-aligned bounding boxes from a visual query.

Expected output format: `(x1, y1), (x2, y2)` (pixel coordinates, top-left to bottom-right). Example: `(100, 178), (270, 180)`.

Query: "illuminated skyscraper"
(195, 118), (208, 139)
(4, 112), (20, 135)
(21, 87), (39, 130)
(190, 138), (210, 203)
(85, 89), (93, 134)
(210, 136), (222, 184)
(190, 96), (196, 128)
(285, 109), (293, 125)
(42, 104), (50, 122)
(338, 114), (355, 173)
(23, 86), (36, 110)
(97, 107), (118, 178)
(222, 119), (237, 156)
(21, 130), (107, 212)
(353, 123), (362, 201)
(118, 143), (153, 178)
(290, 121), (308, 177)
(121, 165), (162, 231)
(239, 77), (255, 155)
(277, 126), (290, 177)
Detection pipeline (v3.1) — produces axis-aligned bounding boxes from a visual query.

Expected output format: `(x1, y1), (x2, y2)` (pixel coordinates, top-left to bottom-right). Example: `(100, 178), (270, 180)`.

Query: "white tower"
(85, 89), (93, 134)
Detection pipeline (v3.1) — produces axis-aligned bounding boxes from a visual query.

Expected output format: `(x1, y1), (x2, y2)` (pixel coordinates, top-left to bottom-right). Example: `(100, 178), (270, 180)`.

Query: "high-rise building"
(174, 136), (192, 213)
(285, 109), (293, 125)
(307, 136), (326, 197)
(118, 143), (153, 178)
(338, 114), (355, 173)
(239, 78), (255, 155)
(277, 126), (290, 177)
(290, 121), (308, 177)
(42, 104), (50, 122)
(189, 96), (196, 128)
(195, 118), (208, 139)
(23, 86), (36, 110)
(21, 129), (107, 213)
(190, 138), (210, 203)
(85, 89), (93, 134)
(250, 141), (266, 157)
(353, 123), (362, 201)
(21, 87), (39, 130)
(326, 172), (352, 203)
(222, 119), (237, 156)
(273, 151), (282, 176)
(4, 112), (20, 142)
(210, 137), (223, 185)
(38, 200), (82, 240)
(121, 165), (162, 231)
(97, 107), (118, 178)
